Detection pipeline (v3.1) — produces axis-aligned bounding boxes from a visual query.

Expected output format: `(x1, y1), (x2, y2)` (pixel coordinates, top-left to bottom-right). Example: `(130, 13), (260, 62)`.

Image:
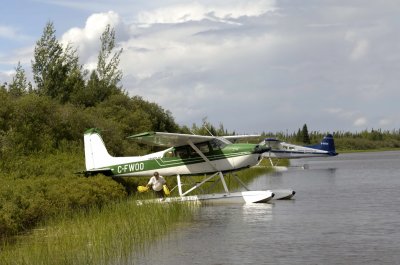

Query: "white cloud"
(325, 108), (343, 115)
(350, 39), (369, 61)
(0, 45), (34, 79)
(0, 26), (17, 39)
(115, 1), (400, 132)
(60, 11), (123, 65)
(379, 118), (392, 127)
(0, 60), (33, 85)
(120, 28), (281, 80)
(0, 25), (29, 41)
(0, 70), (15, 84)
(354, 117), (368, 127)
(345, 31), (369, 61)
(136, 0), (276, 25)
(325, 108), (359, 120)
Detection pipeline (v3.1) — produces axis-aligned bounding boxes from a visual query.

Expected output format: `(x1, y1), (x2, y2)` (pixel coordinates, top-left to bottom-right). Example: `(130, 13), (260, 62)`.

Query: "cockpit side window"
(197, 142), (210, 154)
(164, 149), (175, 158)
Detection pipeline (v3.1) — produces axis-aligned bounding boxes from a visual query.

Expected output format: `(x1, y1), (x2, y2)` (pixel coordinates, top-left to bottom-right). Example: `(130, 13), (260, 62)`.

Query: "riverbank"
(0, 162), (275, 265)
(0, 199), (197, 265)
(337, 147), (400, 153)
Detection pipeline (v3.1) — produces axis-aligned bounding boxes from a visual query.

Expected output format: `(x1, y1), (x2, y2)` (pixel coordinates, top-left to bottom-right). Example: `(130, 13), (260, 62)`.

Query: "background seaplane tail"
(306, 134), (338, 156)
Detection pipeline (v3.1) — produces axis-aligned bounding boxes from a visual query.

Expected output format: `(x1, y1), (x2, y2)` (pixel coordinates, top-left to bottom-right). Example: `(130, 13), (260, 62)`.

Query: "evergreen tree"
(8, 62), (28, 98)
(32, 21), (84, 103)
(0, 82), (5, 91)
(72, 71), (99, 107)
(296, 128), (303, 143)
(93, 24), (123, 102)
(217, 123), (226, 136)
(302, 124), (311, 144)
(77, 25), (124, 107)
(97, 24), (123, 90)
(0, 87), (13, 134)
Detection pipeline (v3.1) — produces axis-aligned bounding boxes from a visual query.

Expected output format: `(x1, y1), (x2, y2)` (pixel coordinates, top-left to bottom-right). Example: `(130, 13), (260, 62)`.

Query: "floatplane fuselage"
(83, 129), (295, 202)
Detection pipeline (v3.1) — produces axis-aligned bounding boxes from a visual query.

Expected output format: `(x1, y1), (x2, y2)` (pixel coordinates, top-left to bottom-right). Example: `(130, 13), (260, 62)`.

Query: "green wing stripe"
(105, 151), (252, 174)
(127, 132), (155, 139)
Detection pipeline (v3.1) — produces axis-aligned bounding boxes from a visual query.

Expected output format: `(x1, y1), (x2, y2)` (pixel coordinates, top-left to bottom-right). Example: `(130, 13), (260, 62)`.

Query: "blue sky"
(1, 0), (400, 134)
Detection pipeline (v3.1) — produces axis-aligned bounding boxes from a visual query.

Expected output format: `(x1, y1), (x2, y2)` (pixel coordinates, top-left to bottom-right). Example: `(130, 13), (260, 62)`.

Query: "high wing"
(127, 132), (222, 147)
(222, 134), (260, 143)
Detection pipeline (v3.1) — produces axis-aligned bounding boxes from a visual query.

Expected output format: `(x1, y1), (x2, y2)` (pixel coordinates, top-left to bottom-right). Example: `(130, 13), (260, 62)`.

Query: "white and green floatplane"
(83, 128), (295, 203)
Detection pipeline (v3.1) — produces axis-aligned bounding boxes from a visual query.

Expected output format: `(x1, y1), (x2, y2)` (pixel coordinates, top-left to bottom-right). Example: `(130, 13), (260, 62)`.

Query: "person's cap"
(154, 171), (159, 176)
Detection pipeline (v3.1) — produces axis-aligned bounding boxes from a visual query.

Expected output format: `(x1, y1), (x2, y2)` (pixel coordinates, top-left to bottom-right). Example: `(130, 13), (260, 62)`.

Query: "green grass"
(0, 198), (197, 265)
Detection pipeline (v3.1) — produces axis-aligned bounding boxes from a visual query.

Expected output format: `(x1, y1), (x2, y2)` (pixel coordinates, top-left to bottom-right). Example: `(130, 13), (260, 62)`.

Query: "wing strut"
(177, 174), (183, 196)
(269, 157), (280, 166)
(180, 172), (221, 196)
(232, 174), (250, 191)
(175, 140), (230, 196)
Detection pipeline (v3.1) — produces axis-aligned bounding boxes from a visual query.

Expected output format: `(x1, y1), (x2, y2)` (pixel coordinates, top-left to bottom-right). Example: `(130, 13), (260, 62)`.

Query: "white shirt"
(148, 176), (166, 191)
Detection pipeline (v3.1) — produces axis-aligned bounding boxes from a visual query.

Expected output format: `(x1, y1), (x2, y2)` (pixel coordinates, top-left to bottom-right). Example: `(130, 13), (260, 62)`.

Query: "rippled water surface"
(133, 151), (400, 265)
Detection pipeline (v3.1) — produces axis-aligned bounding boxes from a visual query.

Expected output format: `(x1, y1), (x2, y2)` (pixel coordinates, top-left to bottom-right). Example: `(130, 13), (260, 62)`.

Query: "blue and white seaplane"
(260, 134), (338, 167)
(83, 128), (296, 203)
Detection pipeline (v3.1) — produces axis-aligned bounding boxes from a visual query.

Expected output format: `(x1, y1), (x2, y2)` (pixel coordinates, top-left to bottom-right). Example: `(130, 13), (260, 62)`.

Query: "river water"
(133, 151), (400, 265)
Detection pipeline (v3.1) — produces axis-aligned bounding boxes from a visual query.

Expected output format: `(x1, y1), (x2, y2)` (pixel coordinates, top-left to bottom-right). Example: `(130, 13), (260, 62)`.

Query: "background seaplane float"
(83, 128), (296, 203)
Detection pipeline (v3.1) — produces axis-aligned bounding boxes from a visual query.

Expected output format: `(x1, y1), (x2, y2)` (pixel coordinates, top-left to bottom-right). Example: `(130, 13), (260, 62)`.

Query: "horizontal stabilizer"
(75, 168), (113, 177)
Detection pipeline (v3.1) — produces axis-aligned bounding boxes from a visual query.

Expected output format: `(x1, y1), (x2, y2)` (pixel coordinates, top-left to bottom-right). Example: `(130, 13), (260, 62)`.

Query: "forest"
(1, 22), (399, 238)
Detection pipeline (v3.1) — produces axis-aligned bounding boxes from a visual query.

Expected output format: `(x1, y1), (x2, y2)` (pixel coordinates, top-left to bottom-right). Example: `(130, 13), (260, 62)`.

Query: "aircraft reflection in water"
(83, 128), (295, 203)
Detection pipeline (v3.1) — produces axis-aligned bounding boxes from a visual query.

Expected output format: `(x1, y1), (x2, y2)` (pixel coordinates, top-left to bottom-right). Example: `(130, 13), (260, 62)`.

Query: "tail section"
(307, 134), (338, 156)
(84, 128), (113, 170)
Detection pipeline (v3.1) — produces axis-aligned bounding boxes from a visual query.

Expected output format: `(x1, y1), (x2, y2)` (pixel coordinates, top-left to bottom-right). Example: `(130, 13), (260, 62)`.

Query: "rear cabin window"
(188, 142), (211, 157)
(171, 142), (216, 158)
(197, 142), (210, 154)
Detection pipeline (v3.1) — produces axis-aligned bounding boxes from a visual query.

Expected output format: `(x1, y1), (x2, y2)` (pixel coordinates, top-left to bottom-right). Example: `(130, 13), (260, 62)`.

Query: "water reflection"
(241, 203), (272, 223)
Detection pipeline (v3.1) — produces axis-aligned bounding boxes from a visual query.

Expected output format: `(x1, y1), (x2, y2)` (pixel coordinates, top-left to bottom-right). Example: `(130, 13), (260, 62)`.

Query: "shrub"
(0, 175), (126, 237)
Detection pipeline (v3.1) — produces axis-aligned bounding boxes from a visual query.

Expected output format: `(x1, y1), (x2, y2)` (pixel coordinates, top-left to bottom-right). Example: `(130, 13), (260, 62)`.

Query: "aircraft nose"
(254, 144), (270, 154)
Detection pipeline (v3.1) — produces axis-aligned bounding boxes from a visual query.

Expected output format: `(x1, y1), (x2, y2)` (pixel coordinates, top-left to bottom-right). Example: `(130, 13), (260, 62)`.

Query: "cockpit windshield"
(210, 138), (228, 150)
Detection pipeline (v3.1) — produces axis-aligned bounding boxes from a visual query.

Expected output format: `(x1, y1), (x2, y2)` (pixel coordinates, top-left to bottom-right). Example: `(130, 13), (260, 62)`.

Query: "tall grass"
(0, 159), (279, 265)
(0, 198), (197, 265)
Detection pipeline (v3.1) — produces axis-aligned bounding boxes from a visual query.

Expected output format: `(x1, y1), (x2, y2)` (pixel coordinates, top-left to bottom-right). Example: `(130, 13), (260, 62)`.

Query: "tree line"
(262, 124), (400, 151)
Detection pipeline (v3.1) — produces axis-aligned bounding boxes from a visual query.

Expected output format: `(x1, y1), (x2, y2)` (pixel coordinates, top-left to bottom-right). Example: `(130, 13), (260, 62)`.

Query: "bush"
(0, 175), (126, 237)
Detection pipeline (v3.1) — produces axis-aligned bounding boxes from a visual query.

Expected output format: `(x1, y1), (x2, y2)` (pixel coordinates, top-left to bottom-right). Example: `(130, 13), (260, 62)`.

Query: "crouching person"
(147, 171), (167, 198)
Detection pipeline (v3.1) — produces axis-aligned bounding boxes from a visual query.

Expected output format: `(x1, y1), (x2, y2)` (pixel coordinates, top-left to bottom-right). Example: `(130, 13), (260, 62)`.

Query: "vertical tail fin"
(307, 134), (338, 156)
(84, 128), (113, 170)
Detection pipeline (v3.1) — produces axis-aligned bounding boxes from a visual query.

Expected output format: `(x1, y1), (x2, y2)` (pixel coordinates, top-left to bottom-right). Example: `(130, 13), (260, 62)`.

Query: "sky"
(1, 0), (400, 134)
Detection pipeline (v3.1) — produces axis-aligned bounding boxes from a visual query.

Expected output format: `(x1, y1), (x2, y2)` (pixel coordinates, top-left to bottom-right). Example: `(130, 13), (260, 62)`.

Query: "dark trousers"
(153, 189), (164, 198)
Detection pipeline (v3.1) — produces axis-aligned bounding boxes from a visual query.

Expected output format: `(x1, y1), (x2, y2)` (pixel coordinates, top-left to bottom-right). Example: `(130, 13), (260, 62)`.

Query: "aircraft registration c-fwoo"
(83, 128), (295, 203)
